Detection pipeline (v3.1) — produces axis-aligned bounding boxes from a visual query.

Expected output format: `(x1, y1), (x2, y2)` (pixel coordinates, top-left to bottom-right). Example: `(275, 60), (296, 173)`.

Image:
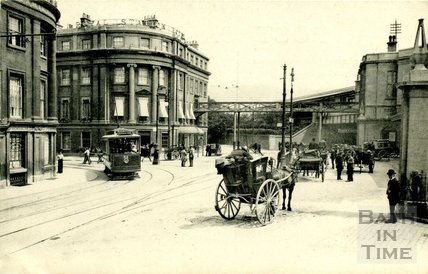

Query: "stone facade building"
(56, 14), (210, 154)
(356, 34), (404, 147)
(0, 0), (60, 187)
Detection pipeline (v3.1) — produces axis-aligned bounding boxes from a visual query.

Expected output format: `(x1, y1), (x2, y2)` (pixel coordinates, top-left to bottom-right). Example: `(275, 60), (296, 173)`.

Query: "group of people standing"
(330, 148), (356, 182)
(180, 146), (195, 167)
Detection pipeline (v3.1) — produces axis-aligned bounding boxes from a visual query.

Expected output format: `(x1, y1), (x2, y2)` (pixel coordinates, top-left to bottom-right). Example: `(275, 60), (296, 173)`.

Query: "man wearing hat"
(386, 169), (400, 223)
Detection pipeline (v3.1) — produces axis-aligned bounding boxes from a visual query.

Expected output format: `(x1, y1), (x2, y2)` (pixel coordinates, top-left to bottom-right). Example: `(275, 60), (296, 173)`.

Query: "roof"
(294, 86), (355, 103)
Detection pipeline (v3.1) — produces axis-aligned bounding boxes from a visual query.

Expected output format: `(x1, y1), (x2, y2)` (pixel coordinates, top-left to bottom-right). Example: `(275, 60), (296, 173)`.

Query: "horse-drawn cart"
(296, 149), (325, 182)
(214, 156), (296, 225)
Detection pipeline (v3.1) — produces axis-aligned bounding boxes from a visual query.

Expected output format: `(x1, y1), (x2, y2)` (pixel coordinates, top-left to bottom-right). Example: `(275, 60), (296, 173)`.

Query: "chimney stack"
(387, 35), (397, 52)
(80, 13), (92, 28)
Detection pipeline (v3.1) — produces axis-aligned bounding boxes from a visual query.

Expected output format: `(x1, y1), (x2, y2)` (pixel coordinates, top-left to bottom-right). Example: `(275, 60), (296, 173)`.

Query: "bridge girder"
(194, 101), (359, 114)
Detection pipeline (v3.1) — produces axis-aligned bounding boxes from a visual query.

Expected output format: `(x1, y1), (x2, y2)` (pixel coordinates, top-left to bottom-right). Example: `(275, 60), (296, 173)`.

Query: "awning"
(159, 100), (168, 118)
(177, 101), (186, 119)
(184, 103), (191, 119)
(138, 97), (150, 117)
(178, 126), (205, 134)
(189, 103), (196, 120)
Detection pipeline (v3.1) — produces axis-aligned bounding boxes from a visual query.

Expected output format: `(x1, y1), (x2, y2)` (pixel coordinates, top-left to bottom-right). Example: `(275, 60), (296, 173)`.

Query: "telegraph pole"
(281, 63), (287, 157)
(289, 68), (294, 149)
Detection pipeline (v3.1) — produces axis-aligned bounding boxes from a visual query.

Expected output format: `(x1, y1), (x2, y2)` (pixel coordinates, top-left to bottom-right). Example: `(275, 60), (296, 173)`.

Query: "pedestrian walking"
(57, 149), (64, 173)
(149, 143), (155, 162)
(83, 147), (92, 164)
(180, 147), (188, 167)
(346, 151), (354, 182)
(386, 169), (400, 223)
(330, 148), (336, 169)
(189, 146), (195, 167)
(336, 150), (343, 180)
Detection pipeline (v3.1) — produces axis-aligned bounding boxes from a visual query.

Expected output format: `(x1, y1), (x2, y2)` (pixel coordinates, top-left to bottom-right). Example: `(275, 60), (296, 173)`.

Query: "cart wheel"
(255, 179), (280, 225)
(215, 179), (241, 220)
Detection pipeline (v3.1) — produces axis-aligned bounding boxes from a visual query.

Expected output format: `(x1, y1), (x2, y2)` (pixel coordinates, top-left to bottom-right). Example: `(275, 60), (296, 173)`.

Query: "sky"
(57, 0), (428, 101)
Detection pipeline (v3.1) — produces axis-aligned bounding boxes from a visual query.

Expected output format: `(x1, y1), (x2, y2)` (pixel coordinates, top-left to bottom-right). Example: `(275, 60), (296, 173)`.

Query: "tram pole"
(281, 63), (287, 157)
(289, 68), (294, 151)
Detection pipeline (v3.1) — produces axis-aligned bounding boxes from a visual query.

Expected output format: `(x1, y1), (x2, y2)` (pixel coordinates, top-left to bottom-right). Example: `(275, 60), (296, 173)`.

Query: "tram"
(101, 128), (141, 178)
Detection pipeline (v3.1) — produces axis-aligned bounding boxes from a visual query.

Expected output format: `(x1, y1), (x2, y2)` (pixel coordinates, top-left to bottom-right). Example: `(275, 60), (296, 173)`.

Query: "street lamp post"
(281, 64), (287, 157)
(289, 68), (295, 149)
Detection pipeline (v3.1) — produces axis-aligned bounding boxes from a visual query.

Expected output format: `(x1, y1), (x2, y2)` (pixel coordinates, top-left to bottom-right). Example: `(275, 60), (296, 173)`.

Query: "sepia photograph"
(0, 0), (427, 273)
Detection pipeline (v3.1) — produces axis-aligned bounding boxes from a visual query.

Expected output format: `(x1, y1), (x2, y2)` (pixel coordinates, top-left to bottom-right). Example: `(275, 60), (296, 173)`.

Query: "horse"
(282, 179), (296, 211)
(271, 155), (297, 211)
(281, 160), (298, 211)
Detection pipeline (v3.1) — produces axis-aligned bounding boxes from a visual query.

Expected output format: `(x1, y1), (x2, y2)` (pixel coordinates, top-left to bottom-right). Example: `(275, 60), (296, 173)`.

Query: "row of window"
(324, 114), (357, 124)
(59, 36), (207, 70)
(178, 73), (208, 97)
(59, 96), (199, 121)
(60, 37), (167, 51)
(59, 67), (166, 86)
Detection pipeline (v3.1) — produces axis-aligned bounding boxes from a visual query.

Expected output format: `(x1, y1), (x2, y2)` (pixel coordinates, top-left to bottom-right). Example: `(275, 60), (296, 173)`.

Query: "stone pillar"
(128, 64), (137, 124)
(151, 66), (160, 124)
(398, 18), (428, 180)
(47, 35), (57, 121)
(32, 19), (41, 120)
(100, 31), (107, 48)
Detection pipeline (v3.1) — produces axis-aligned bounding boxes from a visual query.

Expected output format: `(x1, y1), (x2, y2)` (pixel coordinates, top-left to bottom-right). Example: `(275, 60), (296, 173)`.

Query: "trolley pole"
(289, 68), (295, 150)
(281, 63), (287, 157)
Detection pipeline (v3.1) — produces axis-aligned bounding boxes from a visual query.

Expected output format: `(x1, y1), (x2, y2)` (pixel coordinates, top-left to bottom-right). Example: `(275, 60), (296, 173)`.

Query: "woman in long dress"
(57, 149), (64, 174)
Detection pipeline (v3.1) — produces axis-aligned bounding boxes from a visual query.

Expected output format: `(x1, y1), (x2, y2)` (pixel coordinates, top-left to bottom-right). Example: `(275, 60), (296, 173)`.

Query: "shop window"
(10, 133), (25, 169)
(42, 134), (52, 166)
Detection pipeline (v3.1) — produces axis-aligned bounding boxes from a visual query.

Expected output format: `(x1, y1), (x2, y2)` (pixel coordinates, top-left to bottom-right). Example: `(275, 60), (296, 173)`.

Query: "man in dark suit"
(386, 169), (400, 223)
(335, 150), (344, 180)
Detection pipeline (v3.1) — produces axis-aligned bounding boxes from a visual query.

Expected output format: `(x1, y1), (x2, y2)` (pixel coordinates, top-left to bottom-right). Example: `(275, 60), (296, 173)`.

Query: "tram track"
(0, 169), (155, 224)
(1, 169), (218, 256)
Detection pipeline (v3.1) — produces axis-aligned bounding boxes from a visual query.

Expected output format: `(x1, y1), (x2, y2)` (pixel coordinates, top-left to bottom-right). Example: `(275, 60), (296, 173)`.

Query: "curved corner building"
(0, 0), (60, 187)
(56, 14), (210, 155)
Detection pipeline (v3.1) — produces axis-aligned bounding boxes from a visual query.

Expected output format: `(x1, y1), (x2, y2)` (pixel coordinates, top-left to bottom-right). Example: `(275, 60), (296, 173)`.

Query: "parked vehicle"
(368, 139), (396, 161)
